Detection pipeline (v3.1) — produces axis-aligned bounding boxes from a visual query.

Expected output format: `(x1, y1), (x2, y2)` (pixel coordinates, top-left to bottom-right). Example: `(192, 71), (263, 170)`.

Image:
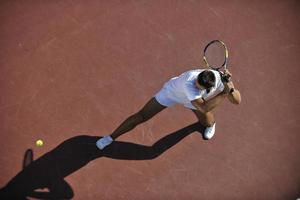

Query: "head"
(195, 70), (215, 90)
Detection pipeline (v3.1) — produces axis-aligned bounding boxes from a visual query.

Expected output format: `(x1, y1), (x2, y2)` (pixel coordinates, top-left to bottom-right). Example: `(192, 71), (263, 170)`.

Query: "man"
(96, 68), (241, 150)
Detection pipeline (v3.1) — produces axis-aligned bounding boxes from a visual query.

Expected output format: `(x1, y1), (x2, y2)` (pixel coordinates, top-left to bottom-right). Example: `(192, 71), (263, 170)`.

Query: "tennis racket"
(203, 40), (230, 82)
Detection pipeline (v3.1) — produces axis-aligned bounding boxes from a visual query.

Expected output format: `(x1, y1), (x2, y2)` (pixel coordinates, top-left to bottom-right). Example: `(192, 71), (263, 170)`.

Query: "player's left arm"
(222, 69), (241, 105)
(224, 81), (241, 105)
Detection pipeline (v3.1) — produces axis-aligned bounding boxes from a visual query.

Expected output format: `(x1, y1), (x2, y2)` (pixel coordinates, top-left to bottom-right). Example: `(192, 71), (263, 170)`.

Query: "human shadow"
(0, 122), (204, 199)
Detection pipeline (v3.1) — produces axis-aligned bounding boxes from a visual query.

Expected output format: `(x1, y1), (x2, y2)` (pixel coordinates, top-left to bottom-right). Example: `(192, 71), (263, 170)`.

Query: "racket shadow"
(0, 122), (204, 199)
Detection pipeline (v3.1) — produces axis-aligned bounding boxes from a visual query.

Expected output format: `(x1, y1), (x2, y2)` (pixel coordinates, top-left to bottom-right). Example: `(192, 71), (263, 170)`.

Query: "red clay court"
(0, 1), (300, 199)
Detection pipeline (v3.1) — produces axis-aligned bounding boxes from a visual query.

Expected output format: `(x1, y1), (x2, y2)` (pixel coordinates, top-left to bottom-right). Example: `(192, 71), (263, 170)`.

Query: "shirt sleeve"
(202, 81), (224, 101)
(184, 82), (205, 101)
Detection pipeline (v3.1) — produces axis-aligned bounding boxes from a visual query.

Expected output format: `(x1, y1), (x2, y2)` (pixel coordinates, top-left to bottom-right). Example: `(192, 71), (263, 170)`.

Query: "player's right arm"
(184, 79), (227, 114)
(191, 98), (206, 113)
(191, 92), (227, 113)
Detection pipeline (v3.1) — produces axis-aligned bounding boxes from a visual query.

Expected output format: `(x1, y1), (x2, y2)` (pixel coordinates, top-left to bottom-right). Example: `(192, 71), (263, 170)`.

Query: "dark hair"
(197, 70), (215, 89)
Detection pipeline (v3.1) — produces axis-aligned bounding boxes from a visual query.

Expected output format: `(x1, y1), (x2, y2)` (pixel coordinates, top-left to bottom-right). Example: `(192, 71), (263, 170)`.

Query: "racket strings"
(203, 40), (228, 70)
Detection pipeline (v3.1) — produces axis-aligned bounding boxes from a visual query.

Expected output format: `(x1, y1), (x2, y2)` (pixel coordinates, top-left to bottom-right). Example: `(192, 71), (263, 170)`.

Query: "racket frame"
(203, 39), (229, 73)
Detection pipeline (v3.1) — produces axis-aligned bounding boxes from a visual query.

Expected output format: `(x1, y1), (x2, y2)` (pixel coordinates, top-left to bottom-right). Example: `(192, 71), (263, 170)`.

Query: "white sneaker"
(96, 136), (113, 150)
(203, 123), (216, 140)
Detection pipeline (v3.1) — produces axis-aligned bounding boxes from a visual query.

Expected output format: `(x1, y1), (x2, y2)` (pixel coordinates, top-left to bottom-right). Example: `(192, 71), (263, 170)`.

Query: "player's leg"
(191, 109), (216, 140)
(96, 97), (167, 149)
(191, 109), (215, 127)
(110, 97), (167, 139)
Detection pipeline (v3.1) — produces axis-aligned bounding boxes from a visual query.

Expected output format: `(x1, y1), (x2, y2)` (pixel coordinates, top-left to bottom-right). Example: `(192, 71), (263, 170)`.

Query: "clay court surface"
(0, 1), (300, 199)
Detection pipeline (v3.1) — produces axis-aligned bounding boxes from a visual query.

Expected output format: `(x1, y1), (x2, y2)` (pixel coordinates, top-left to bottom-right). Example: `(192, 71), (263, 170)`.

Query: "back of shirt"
(163, 69), (224, 106)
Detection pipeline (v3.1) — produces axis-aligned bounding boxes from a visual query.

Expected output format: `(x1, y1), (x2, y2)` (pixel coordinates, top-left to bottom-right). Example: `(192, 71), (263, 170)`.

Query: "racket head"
(203, 40), (228, 72)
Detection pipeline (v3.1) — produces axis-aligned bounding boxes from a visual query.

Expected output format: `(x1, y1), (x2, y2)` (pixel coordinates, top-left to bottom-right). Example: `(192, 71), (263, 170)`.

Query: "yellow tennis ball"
(36, 139), (44, 147)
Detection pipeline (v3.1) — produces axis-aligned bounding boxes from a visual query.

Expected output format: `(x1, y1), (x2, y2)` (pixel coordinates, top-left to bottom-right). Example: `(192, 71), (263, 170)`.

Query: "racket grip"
(221, 74), (231, 83)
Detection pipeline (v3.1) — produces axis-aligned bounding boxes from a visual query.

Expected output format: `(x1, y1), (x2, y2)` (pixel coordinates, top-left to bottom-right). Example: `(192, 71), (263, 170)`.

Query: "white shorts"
(154, 87), (197, 110)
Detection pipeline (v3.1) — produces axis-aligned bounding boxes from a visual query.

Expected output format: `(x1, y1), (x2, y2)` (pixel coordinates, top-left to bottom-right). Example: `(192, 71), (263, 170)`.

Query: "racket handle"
(221, 74), (231, 83)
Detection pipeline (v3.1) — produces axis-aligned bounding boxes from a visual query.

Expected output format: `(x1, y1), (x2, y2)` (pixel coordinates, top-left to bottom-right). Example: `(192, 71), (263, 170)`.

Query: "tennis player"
(96, 68), (241, 150)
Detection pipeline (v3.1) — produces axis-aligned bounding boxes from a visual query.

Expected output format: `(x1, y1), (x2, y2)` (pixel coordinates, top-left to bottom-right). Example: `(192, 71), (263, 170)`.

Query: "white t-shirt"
(162, 69), (224, 109)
